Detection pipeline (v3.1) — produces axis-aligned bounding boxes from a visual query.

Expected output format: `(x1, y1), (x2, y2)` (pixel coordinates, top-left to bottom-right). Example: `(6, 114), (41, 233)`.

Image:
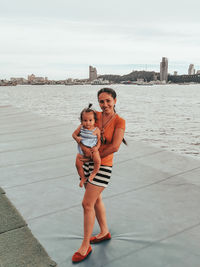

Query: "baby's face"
(81, 112), (95, 130)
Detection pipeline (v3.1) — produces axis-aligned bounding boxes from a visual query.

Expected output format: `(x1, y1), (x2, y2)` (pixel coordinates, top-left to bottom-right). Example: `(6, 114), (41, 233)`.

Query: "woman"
(72, 88), (126, 263)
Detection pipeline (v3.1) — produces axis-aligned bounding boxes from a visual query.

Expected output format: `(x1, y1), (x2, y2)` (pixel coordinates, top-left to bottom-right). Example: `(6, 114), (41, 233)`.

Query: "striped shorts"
(83, 162), (112, 188)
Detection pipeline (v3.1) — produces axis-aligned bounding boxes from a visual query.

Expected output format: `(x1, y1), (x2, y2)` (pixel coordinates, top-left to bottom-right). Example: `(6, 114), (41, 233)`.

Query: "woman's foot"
(77, 244), (91, 256)
(72, 245), (92, 262)
(90, 232), (111, 244)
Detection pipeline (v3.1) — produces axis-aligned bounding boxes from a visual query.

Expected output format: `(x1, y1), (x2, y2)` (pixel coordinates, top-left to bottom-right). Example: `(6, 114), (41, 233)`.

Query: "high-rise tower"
(160, 57), (168, 82)
(188, 64), (195, 75)
(89, 66), (97, 81)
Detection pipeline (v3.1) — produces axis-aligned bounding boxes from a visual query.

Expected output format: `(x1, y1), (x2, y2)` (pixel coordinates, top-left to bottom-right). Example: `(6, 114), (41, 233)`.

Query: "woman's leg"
(94, 193), (110, 238)
(77, 183), (104, 255)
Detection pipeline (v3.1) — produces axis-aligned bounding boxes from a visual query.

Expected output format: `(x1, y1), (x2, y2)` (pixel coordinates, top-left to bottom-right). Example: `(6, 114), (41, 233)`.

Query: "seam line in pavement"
(0, 224), (27, 235)
(104, 165), (200, 200)
(0, 153), (73, 168)
(115, 150), (164, 164)
(0, 123), (66, 136)
(0, 140), (72, 154)
(26, 166), (200, 222)
(104, 221), (200, 266)
(4, 173), (75, 189)
(0, 132), (70, 143)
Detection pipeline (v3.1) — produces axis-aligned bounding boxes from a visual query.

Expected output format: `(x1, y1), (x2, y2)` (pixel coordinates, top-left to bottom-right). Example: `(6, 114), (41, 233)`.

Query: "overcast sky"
(1, 0), (200, 79)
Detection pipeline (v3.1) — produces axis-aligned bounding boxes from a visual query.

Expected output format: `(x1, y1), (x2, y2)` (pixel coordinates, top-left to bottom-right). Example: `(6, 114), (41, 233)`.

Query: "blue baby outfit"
(78, 127), (98, 155)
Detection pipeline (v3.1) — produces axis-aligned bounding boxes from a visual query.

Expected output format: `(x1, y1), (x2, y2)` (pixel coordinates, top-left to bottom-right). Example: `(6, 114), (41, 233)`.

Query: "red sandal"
(90, 232), (111, 244)
(72, 245), (92, 263)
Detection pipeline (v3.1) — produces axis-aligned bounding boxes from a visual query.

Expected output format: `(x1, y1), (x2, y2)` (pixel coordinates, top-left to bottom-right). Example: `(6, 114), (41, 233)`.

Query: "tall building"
(174, 71), (178, 76)
(28, 74), (36, 82)
(188, 64), (195, 75)
(160, 57), (168, 82)
(89, 66), (97, 81)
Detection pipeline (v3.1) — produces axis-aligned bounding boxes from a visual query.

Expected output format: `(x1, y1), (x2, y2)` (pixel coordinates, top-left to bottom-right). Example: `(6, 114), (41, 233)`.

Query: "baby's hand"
(89, 173), (96, 182)
(76, 137), (82, 144)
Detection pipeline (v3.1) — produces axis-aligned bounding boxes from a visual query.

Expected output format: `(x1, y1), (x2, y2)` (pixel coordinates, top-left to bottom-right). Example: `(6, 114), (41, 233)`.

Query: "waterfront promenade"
(1, 105), (200, 267)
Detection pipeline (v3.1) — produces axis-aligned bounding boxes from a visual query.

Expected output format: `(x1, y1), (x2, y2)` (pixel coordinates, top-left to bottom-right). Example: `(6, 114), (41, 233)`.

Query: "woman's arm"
(91, 128), (101, 152)
(100, 128), (125, 158)
(96, 129), (101, 150)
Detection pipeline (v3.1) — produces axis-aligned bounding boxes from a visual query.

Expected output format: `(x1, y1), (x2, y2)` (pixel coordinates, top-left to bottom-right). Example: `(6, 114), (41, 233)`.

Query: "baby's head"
(80, 104), (97, 128)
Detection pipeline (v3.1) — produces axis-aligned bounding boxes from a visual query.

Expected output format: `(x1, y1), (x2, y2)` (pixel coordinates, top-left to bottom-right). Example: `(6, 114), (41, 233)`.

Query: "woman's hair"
(80, 103), (97, 122)
(97, 87), (117, 100)
(97, 88), (127, 146)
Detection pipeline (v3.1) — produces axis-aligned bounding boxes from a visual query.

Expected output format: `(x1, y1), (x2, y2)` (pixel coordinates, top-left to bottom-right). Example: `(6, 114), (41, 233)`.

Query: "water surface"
(0, 84), (199, 158)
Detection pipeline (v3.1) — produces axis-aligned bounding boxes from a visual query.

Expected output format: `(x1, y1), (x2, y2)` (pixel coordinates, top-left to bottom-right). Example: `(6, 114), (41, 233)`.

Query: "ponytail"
(113, 105), (127, 146)
(80, 103), (97, 122)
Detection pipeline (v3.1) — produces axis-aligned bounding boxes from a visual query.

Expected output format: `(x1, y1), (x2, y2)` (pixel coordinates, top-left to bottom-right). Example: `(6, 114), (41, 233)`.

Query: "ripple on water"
(0, 84), (200, 159)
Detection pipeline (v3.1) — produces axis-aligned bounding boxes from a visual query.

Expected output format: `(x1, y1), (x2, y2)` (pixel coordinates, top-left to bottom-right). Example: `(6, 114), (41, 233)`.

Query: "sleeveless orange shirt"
(95, 111), (125, 166)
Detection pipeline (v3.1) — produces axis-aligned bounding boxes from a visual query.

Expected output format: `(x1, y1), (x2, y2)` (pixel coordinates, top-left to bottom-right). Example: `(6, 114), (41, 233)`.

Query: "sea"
(0, 84), (200, 159)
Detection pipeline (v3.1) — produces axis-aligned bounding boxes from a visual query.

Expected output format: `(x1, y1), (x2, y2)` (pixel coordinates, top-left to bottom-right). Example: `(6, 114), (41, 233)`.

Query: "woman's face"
(98, 92), (116, 115)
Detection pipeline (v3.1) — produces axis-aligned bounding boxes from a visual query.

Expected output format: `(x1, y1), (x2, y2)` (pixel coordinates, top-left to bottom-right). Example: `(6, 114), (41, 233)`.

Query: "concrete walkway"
(1, 106), (200, 267)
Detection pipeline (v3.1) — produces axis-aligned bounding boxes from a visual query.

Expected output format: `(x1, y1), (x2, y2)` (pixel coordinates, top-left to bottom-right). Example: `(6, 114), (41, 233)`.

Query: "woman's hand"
(99, 128), (125, 158)
(79, 157), (90, 162)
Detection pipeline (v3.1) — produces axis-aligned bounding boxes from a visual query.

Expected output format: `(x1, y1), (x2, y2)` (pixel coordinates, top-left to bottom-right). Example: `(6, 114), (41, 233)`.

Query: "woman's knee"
(82, 199), (94, 211)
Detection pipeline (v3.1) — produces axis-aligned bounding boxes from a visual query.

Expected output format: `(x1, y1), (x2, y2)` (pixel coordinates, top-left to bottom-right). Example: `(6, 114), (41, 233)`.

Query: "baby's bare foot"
(89, 173), (96, 182)
(79, 180), (84, 187)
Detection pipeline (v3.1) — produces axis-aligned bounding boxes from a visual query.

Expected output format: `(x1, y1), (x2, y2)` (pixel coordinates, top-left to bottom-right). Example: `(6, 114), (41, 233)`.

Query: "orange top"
(95, 111), (126, 166)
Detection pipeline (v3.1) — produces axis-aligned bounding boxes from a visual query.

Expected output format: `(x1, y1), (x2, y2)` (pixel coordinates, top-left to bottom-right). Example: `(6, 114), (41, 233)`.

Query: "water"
(0, 84), (200, 158)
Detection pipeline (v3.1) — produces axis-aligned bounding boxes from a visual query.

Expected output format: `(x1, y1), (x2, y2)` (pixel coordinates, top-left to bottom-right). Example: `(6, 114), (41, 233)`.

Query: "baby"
(72, 104), (101, 187)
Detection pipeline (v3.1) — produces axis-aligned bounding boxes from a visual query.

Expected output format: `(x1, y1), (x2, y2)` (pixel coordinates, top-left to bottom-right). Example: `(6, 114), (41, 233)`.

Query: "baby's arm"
(72, 125), (92, 158)
(72, 125), (82, 144)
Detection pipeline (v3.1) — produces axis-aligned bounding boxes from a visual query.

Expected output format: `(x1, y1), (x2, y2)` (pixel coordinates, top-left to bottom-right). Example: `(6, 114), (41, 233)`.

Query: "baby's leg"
(76, 154), (86, 187)
(79, 143), (92, 159)
(89, 151), (101, 182)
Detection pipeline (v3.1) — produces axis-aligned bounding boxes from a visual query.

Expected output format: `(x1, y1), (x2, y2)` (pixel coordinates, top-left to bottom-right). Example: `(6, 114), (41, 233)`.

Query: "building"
(174, 71), (178, 76)
(91, 78), (110, 85)
(89, 66), (97, 81)
(188, 64), (195, 75)
(10, 77), (28, 84)
(27, 74), (48, 84)
(28, 74), (36, 82)
(160, 57), (168, 82)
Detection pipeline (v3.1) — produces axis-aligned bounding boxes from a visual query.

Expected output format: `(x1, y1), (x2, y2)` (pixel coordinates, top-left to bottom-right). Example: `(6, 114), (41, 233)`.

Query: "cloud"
(0, 0), (200, 78)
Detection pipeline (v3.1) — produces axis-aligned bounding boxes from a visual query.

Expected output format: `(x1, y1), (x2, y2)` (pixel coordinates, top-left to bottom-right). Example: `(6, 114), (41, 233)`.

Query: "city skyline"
(2, 62), (200, 81)
(1, 0), (200, 79)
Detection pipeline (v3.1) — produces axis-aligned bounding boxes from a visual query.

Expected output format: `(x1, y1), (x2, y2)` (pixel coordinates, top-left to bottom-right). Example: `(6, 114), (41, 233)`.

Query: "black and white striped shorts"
(83, 162), (112, 188)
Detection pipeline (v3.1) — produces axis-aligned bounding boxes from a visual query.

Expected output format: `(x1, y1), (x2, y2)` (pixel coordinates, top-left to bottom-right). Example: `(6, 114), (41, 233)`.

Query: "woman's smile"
(98, 92), (116, 115)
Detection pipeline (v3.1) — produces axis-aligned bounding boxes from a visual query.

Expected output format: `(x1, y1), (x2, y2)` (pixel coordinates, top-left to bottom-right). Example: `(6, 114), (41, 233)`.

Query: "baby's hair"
(80, 103), (97, 122)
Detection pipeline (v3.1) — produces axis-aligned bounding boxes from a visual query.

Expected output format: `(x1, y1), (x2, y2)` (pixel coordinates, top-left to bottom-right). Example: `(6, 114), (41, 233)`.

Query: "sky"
(1, 0), (200, 79)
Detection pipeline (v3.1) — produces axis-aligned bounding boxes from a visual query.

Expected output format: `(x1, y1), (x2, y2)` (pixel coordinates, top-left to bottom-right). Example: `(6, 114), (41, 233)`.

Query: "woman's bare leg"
(77, 183), (104, 255)
(94, 193), (109, 238)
